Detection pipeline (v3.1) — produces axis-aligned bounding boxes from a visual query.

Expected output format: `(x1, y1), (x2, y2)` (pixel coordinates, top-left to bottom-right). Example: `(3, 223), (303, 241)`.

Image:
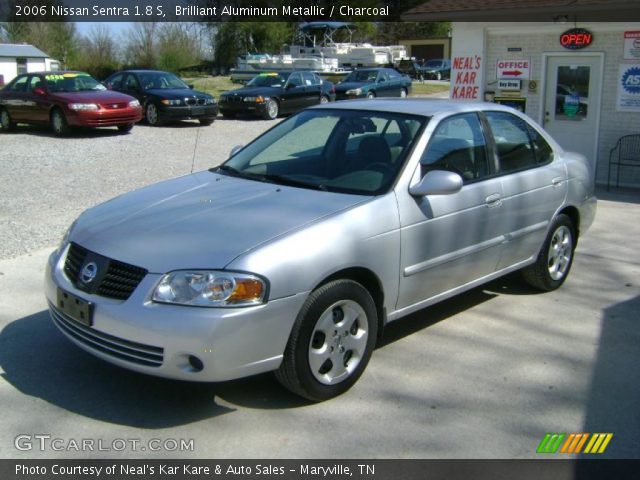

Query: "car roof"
(312, 98), (520, 117)
(15, 70), (89, 76)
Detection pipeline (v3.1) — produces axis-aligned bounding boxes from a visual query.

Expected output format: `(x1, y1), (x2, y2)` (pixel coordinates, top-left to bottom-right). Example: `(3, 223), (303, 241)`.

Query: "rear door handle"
(485, 193), (502, 207)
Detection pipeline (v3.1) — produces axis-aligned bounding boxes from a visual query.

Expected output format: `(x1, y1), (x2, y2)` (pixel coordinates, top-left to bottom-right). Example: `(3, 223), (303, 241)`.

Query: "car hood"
(335, 81), (370, 92)
(222, 86), (281, 98)
(70, 171), (369, 273)
(145, 88), (210, 99)
(52, 90), (135, 104)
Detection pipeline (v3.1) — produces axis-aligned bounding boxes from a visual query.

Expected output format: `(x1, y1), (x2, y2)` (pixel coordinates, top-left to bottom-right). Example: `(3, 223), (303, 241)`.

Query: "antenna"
(191, 125), (201, 174)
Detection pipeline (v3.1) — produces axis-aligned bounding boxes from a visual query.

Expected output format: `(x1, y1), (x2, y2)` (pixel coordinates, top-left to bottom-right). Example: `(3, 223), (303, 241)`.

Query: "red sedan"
(0, 71), (143, 135)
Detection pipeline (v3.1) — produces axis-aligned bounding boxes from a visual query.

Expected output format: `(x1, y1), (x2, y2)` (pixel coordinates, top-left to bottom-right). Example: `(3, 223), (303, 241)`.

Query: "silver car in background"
(45, 99), (596, 401)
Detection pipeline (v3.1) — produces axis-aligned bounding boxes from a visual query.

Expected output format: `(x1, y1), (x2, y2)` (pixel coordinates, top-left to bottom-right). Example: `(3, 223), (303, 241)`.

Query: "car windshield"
(139, 72), (189, 90)
(425, 60), (444, 68)
(246, 73), (286, 88)
(45, 73), (106, 93)
(217, 109), (427, 195)
(344, 70), (379, 83)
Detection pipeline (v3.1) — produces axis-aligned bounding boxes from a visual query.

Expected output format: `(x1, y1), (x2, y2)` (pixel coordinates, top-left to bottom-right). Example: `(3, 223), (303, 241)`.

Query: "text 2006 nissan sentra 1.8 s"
(46, 99), (597, 401)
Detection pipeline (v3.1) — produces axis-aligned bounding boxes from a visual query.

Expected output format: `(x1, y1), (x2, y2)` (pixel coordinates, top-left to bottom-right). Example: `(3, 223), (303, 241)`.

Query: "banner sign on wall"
(623, 31), (640, 60)
(617, 64), (640, 111)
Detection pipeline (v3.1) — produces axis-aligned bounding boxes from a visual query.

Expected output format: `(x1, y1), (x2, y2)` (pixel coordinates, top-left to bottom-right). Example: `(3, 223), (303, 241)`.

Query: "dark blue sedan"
(335, 68), (412, 100)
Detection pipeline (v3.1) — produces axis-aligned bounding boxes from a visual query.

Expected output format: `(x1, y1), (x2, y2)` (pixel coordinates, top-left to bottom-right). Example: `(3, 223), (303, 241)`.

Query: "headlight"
(68, 103), (98, 111)
(56, 220), (77, 256)
(152, 271), (267, 307)
(205, 97), (216, 105)
(346, 88), (362, 95)
(161, 99), (182, 106)
(129, 99), (141, 108)
(243, 96), (265, 103)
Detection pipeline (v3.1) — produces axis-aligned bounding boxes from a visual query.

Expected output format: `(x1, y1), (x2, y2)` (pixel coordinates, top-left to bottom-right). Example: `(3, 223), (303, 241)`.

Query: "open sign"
(560, 28), (594, 50)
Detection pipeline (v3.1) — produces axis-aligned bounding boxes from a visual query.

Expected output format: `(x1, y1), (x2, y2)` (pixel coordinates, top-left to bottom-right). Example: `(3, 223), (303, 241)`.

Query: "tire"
(276, 279), (378, 402)
(366, 91), (376, 99)
(320, 95), (330, 104)
(145, 103), (161, 126)
(263, 99), (279, 120)
(0, 108), (16, 132)
(400, 88), (408, 98)
(522, 214), (576, 291)
(436, 72), (442, 81)
(50, 108), (70, 136)
(117, 124), (133, 133)
(221, 111), (235, 119)
(199, 118), (214, 126)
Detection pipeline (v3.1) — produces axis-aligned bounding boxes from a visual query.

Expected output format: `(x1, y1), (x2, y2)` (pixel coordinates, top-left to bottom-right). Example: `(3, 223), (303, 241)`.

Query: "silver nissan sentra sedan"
(45, 99), (597, 401)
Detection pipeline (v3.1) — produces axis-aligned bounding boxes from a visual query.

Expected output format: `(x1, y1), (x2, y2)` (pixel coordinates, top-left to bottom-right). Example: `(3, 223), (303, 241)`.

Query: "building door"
(543, 54), (603, 179)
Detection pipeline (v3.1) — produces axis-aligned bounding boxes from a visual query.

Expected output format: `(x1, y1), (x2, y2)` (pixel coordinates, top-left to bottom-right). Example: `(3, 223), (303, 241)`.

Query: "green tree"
(72, 25), (120, 79)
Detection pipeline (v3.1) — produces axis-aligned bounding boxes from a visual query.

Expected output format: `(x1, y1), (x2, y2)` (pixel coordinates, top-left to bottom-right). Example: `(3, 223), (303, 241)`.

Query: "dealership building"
(404, 0), (640, 189)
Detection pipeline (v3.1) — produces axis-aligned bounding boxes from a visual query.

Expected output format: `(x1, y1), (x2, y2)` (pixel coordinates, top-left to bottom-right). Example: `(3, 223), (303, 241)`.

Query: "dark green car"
(335, 68), (412, 100)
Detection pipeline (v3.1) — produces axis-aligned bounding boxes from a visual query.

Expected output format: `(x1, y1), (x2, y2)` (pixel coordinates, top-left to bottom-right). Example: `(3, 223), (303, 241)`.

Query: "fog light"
(188, 355), (204, 372)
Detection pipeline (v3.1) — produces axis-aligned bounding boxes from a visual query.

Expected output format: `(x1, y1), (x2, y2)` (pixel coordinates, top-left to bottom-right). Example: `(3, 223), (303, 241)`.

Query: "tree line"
(0, 21), (449, 79)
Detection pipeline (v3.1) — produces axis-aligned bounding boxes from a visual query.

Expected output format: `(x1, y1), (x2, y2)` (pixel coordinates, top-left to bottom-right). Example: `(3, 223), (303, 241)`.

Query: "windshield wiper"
(213, 164), (244, 176)
(260, 174), (328, 191)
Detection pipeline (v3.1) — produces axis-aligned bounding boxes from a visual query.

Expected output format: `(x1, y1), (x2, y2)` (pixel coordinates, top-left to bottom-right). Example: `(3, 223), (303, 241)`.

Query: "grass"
(183, 75), (451, 98)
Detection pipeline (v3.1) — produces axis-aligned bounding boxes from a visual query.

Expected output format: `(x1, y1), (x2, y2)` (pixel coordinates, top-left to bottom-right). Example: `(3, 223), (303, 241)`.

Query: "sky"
(75, 22), (133, 38)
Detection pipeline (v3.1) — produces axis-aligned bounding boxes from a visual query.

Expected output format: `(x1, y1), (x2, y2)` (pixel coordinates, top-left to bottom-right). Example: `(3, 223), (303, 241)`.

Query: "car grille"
(101, 102), (129, 110)
(49, 303), (164, 367)
(64, 243), (147, 300)
(185, 97), (206, 106)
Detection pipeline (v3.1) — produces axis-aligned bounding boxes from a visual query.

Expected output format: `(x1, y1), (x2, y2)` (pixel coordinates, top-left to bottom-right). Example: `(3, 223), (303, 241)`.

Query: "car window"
(246, 73), (286, 87)
(124, 74), (140, 90)
(388, 70), (401, 79)
(421, 113), (489, 182)
(485, 111), (538, 173)
(287, 73), (303, 88)
(526, 124), (554, 165)
(106, 73), (123, 90)
(302, 72), (319, 86)
(27, 75), (43, 92)
(379, 71), (389, 82)
(346, 70), (378, 83)
(45, 73), (106, 93)
(223, 109), (427, 195)
(7, 75), (28, 92)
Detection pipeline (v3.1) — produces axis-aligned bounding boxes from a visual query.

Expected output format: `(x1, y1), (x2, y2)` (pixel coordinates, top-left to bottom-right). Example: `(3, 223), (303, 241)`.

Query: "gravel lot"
(0, 118), (278, 260)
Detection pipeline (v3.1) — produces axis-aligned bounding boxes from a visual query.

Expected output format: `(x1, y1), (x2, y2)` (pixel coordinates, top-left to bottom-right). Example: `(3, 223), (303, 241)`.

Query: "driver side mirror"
(229, 145), (243, 158)
(285, 82), (296, 90)
(409, 170), (463, 197)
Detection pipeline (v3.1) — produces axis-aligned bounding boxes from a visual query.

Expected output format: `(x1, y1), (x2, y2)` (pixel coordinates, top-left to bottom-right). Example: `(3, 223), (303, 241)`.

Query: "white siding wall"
(0, 58), (17, 86)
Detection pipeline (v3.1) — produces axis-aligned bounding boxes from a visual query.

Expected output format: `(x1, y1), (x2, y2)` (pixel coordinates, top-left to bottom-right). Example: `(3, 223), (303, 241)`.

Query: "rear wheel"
(0, 108), (16, 132)
(51, 109), (70, 136)
(276, 279), (378, 401)
(523, 214), (576, 291)
(117, 124), (133, 133)
(320, 95), (330, 104)
(263, 99), (279, 120)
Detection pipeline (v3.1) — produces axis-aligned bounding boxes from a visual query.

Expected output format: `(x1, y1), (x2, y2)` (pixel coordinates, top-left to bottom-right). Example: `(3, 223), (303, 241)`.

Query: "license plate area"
(57, 288), (93, 327)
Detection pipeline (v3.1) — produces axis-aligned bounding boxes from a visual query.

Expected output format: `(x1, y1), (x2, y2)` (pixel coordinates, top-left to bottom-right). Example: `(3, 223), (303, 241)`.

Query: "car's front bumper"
(67, 107), (143, 127)
(45, 246), (308, 382)
(158, 104), (218, 121)
(218, 101), (268, 116)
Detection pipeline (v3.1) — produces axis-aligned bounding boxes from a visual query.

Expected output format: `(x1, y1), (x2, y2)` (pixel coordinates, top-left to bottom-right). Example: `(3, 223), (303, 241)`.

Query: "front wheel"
(0, 108), (16, 131)
(320, 95), (330, 104)
(145, 103), (161, 126)
(522, 214), (576, 291)
(117, 124), (133, 133)
(51, 109), (70, 136)
(263, 99), (279, 120)
(400, 88), (408, 98)
(276, 280), (378, 402)
(366, 91), (376, 99)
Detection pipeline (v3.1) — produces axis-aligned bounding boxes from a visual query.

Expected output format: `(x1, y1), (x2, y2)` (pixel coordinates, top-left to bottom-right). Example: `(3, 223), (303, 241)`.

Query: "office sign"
(496, 59), (531, 79)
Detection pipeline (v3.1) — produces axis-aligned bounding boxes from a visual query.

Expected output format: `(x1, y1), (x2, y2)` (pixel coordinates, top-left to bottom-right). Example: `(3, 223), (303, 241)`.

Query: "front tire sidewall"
(51, 109), (70, 136)
(145, 103), (161, 125)
(277, 280), (378, 401)
(1, 108), (15, 131)
(264, 99), (279, 120)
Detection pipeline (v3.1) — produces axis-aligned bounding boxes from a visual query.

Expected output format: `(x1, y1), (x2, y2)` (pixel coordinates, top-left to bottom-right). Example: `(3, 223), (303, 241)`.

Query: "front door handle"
(551, 177), (564, 187)
(485, 193), (502, 207)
